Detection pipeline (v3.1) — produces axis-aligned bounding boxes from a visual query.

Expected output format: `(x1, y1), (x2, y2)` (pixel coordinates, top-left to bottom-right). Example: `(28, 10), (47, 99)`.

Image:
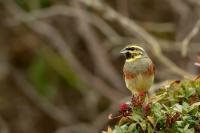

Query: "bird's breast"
(123, 58), (154, 79)
(123, 58), (155, 93)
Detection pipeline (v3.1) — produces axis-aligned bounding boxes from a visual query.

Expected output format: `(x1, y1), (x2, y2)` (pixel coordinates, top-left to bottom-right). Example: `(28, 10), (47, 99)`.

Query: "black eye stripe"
(126, 47), (143, 52)
(125, 52), (132, 59)
(126, 47), (135, 51)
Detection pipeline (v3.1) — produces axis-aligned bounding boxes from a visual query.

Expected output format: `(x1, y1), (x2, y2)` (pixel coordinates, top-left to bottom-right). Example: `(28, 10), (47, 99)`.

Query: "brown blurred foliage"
(0, 0), (199, 133)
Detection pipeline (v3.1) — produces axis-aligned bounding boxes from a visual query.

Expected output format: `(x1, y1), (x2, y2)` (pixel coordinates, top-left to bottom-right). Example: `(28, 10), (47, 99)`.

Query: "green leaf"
(28, 56), (56, 99)
(114, 125), (128, 133)
(190, 102), (200, 111)
(129, 112), (143, 123)
(176, 121), (184, 127)
(128, 123), (138, 133)
(110, 80), (200, 132)
(147, 123), (154, 133)
(15, 0), (30, 11)
(139, 120), (146, 131)
(173, 104), (183, 113)
(118, 117), (129, 126)
(40, 0), (53, 8)
(185, 87), (196, 99)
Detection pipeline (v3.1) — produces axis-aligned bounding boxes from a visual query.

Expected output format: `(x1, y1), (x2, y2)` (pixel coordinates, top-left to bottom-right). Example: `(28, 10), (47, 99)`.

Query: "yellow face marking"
(121, 44), (145, 62)
(129, 50), (143, 55)
(126, 55), (142, 62)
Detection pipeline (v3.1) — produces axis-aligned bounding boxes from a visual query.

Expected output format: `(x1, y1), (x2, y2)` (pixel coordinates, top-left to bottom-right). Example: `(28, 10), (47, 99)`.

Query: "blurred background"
(0, 0), (200, 133)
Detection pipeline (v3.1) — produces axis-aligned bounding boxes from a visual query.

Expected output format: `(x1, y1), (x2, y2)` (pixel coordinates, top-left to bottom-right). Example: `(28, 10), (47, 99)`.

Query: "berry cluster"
(119, 103), (132, 117)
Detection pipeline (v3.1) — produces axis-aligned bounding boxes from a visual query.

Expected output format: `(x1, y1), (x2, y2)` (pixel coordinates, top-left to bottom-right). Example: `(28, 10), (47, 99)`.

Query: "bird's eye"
(125, 52), (132, 59)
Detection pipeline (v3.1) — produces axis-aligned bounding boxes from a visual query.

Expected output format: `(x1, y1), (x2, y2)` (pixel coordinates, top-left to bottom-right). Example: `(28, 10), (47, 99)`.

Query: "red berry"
(119, 103), (128, 112)
(143, 103), (151, 112)
(138, 91), (145, 97)
(132, 96), (142, 107)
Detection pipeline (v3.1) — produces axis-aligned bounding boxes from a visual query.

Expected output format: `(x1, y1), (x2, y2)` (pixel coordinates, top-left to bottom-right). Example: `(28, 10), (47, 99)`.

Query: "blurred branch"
(194, 62), (200, 67)
(194, 55), (200, 67)
(92, 102), (119, 130)
(4, 5), (122, 45)
(186, 0), (200, 6)
(110, 39), (200, 52)
(3, 0), (125, 102)
(29, 21), (124, 102)
(54, 123), (98, 133)
(4, 3), (126, 91)
(117, 0), (129, 16)
(80, 0), (194, 78)
(0, 115), (10, 133)
(137, 21), (175, 33)
(12, 69), (75, 125)
(73, 1), (124, 91)
(168, 0), (190, 20)
(181, 19), (200, 57)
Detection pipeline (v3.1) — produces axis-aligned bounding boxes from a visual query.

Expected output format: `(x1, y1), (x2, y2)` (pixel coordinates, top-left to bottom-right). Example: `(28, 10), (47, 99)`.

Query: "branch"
(181, 19), (200, 57)
(79, 0), (194, 78)
(0, 115), (10, 133)
(54, 123), (97, 133)
(4, 3), (126, 91)
(3, 0), (125, 102)
(4, 5), (122, 45)
(73, 1), (124, 91)
(29, 21), (125, 102)
(12, 69), (75, 125)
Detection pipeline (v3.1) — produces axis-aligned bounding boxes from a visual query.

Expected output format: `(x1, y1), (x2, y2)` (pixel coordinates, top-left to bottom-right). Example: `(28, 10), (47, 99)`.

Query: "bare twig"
(54, 123), (98, 133)
(79, 0), (194, 78)
(4, 5), (122, 45)
(12, 69), (75, 125)
(0, 115), (10, 133)
(194, 62), (200, 67)
(92, 102), (119, 130)
(29, 21), (125, 102)
(194, 55), (200, 67)
(4, 3), (126, 91)
(73, 1), (124, 91)
(137, 21), (175, 33)
(117, 0), (129, 16)
(181, 19), (200, 57)
(3, 0), (125, 102)
(186, 0), (200, 6)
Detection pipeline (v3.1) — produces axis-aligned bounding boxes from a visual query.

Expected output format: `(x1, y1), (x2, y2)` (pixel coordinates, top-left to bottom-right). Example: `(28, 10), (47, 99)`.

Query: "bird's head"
(120, 45), (148, 62)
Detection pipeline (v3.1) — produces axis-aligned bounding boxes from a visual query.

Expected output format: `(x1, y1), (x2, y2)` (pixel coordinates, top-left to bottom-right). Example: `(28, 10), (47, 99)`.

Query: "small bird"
(120, 45), (155, 96)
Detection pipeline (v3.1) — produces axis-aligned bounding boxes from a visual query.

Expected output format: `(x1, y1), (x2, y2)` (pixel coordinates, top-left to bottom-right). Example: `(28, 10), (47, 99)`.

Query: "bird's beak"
(120, 48), (128, 54)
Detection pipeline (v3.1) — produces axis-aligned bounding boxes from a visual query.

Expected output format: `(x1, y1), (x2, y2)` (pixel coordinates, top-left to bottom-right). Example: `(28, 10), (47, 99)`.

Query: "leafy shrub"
(106, 77), (200, 133)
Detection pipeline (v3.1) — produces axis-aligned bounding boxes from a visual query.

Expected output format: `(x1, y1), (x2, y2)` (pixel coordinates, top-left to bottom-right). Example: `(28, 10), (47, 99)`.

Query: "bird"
(120, 44), (155, 97)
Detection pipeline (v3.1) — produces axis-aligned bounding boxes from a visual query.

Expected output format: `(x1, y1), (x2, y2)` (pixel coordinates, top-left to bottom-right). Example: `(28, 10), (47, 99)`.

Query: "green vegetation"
(108, 78), (200, 133)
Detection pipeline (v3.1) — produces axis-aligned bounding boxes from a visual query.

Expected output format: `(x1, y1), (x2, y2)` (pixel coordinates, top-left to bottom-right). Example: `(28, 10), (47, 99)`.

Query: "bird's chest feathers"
(123, 58), (154, 92)
(123, 58), (154, 77)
